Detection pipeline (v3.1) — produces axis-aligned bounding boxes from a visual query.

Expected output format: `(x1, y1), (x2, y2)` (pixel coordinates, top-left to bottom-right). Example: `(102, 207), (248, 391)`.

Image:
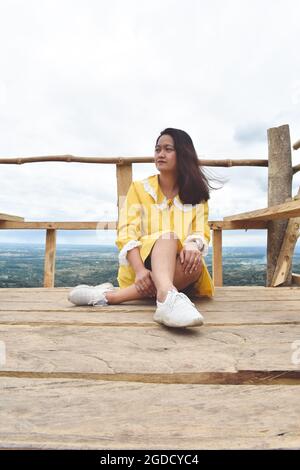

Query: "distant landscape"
(0, 243), (300, 288)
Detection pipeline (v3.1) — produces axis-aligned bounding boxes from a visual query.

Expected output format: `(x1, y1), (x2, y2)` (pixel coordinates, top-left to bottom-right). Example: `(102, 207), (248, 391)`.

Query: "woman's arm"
(180, 201), (210, 273)
(127, 246), (156, 297)
(115, 182), (142, 266)
(126, 246), (145, 274)
(183, 201), (210, 256)
(115, 182), (156, 296)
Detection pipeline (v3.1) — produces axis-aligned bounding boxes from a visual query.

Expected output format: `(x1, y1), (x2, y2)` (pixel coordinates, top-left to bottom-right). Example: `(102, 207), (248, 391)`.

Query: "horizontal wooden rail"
(0, 218), (268, 288)
(0, 221), (117, 230)
(293, 163), (300, 174)
(224, 198), (300, 222)
(1, 155), (299, 174)
(0, 220), (268, 230)
(292, 274), (300, 286)
(210, 220), (268, 230)
(0, 155), (269, 167)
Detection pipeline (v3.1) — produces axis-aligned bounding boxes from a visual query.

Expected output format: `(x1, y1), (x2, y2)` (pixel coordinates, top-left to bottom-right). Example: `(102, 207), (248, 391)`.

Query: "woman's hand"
(179, 242), (202, 274)
(135, 267), (157, 297)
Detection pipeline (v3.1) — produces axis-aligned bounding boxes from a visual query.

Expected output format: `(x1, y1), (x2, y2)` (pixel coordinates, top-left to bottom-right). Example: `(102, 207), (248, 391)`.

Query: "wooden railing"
(0, 217), (269, 288)
(1, 124), (299, 288)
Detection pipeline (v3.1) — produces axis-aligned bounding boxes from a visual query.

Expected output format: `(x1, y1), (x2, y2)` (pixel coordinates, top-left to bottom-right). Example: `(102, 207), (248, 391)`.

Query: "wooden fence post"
(267, 124), (293, 286)
(116, 163), (133, 219)
(271, 187), (300, 286)
(44, 229), (57, 288)
(212, 229), (223, 286)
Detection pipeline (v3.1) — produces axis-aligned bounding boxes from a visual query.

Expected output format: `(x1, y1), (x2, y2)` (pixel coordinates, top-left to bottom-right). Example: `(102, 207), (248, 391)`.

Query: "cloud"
(0, 0), (300, 245)
(233, 123), (267, 144)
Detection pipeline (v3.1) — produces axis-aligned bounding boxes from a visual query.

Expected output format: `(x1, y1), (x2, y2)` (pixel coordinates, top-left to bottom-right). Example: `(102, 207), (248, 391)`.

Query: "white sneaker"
(153, 289), (204, 328)
(68, 282), (115, 306)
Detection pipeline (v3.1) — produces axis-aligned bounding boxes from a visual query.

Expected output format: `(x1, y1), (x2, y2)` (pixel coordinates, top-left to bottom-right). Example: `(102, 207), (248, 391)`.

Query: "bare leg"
(151, 232), (203, 302)
(106, 260), (202, 304)
(106, 232), (202, 305)
(106, 233), (178, 305)
(105, 284), (148, 304)
(150, 232), (178, 302)
(173, 254), (203, 291)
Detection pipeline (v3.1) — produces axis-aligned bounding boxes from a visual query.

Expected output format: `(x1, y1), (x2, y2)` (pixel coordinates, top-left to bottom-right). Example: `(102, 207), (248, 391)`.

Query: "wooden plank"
(271, 186), (300, 286)
(0, 286), (300, 304)
(0, 307), (300, 326)
(0, 289), (299, 327)
(43, 229), (56, 288)
(271, 216), (300, 286)
(224, 198), (300, 222)
(0, 213), (24, 222)
(208, 286), (300, 299)
(1, 286), (300, 299)
(0, 324), (300, 373)
(1, 299), (299, 312)
(1, 287), (300, 313)
(210, 220), (268, 229)
(0, 378), (299, 449)
(0, 286), (296, 296)
(292, 274), (300, 286)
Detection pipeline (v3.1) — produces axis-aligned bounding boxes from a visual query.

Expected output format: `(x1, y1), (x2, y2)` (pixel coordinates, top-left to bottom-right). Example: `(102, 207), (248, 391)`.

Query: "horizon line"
(0, 242), (298, 249)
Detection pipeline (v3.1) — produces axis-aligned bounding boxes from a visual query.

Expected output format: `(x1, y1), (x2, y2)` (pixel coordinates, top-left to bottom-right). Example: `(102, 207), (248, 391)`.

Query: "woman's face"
(154, 134), (177, 173)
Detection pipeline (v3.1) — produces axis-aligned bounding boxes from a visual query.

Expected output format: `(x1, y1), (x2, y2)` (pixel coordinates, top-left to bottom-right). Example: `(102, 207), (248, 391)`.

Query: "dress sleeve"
(183, 201), (210, 257)
(115, 181), (142, 266)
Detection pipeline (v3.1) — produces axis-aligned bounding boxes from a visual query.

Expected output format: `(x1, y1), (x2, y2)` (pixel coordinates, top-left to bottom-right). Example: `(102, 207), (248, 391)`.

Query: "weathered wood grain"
(0, 378), (299, 449)
(1, 299), (299, 312)
(0, 324), (299, 374)
(1, 286), (300, 301)
(0, 286), (299, 450)
(0, 308), (299, 327)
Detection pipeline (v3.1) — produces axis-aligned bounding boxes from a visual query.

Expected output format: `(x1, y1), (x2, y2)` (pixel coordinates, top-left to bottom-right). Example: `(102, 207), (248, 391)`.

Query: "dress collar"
(142, 174), (196, 212)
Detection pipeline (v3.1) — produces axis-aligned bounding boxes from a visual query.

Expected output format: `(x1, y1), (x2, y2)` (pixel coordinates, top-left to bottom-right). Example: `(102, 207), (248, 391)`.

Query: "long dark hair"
(155, 127), (223, 205)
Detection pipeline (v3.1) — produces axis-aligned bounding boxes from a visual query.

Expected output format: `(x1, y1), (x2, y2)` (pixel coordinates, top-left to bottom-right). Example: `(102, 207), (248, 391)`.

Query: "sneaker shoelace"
(88, 287), (114, 306)
(168, 291), (196, 310)
(88, 290), (107, 306)
(88, 297), (107, 306)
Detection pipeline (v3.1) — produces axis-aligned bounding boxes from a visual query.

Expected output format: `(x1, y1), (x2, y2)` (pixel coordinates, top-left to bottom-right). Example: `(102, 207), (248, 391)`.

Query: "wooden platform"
(0, 286), (300, 450)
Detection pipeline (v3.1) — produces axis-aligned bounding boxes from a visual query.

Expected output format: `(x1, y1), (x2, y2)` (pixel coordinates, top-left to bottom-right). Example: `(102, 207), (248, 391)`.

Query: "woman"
(69, 128), (215, 328)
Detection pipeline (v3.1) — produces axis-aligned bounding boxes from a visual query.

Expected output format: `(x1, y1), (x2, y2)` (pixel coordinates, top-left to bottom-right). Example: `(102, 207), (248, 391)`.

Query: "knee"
(150, 232), (179, 260)
(175, 255), (203, 280)
(157, 231), (178, 242)
(152, 232), (180, 252)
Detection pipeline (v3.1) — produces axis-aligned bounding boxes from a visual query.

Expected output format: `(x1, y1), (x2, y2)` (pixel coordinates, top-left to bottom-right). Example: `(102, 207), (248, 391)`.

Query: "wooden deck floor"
(0, 286), (300, 450)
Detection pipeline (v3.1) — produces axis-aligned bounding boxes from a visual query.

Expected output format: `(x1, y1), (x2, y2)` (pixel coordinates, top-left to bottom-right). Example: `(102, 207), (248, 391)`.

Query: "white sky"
(0, 0), (300, 247)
